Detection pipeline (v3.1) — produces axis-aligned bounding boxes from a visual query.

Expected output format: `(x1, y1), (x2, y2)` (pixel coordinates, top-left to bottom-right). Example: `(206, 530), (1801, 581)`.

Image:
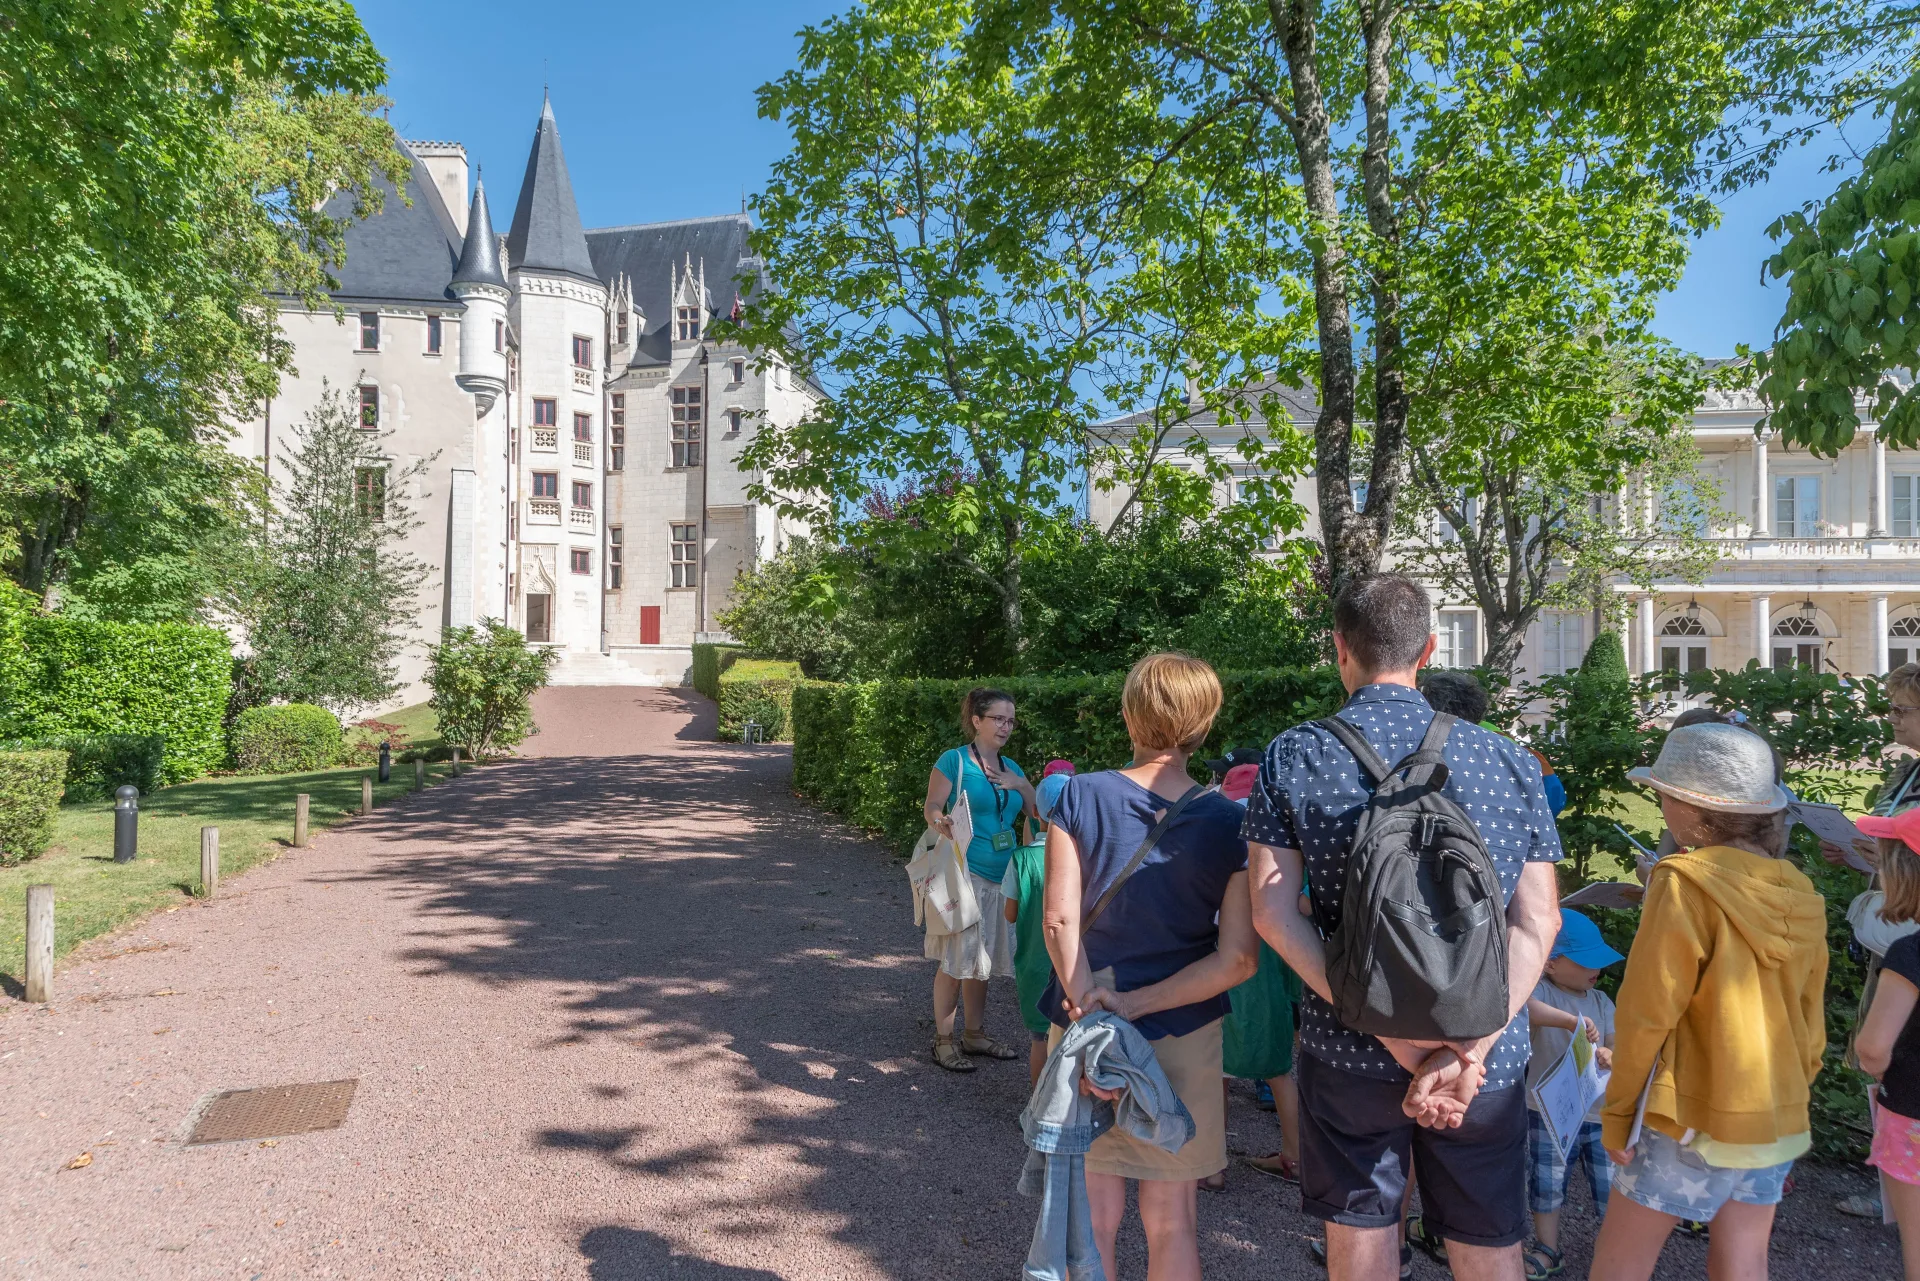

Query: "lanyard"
(969, 745), (1011, 818)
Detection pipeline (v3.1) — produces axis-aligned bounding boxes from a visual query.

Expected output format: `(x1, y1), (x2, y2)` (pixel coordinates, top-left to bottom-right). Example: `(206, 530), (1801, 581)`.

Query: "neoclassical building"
(232, 97), (816, 701)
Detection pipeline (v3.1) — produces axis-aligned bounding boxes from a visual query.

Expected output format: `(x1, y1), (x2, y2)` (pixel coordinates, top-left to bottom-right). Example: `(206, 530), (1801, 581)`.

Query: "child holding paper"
(1524, 910), (1621, 1279)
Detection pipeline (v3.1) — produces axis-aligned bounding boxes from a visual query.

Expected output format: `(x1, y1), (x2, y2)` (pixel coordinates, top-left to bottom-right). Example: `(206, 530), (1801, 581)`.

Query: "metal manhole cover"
(186, 1079), (357, 1145)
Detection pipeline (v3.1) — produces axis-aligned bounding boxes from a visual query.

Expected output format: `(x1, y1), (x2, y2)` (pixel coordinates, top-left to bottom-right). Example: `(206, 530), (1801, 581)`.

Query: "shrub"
(717, 659), (804, 741)
(426, 621), (556, 758)
(0, 734), (164, 801)
(340, 719), (408, 767)
(692, 642), (749, 700)
(233, 704), (343, 774)
(0, 749), (68, 866)
(792, 666), (1346, 853)
(0, 611), (231, 784)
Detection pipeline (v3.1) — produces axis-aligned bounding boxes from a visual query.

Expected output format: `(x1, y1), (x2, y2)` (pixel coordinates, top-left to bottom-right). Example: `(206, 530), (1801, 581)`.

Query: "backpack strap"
(1394, 712), (1456, 790)
(1083, 783), (1204, 933)
(1316, 715), (1394, 787)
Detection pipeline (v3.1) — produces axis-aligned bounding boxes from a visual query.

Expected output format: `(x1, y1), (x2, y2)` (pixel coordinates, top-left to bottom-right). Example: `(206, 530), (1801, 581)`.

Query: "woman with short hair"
(1043, 652), (1260, 1281)
(922, 686), (1038, 1072)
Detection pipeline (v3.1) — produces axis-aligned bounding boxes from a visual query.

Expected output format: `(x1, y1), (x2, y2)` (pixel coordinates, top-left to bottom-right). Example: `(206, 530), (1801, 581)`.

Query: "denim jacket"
(1017, 1012), (1195, 1281)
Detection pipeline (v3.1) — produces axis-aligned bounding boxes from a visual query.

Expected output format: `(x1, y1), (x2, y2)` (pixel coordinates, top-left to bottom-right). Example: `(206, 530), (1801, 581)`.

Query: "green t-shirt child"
(999, 841), (1054, 1037)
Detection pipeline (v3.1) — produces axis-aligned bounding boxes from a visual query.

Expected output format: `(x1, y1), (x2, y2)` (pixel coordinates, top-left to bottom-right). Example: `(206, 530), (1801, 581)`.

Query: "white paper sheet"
(1560, 880), (1645, 910)
(1532, 1036), (1607, 1159)
(1788, 800), (1877, 873)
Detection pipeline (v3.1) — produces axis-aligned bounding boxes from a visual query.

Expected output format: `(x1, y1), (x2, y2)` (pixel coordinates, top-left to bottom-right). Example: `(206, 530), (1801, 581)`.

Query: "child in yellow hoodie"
(1591, 723), (1828, 1281)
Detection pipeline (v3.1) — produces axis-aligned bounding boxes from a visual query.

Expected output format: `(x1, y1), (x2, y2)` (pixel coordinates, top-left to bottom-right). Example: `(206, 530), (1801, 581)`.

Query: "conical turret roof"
(505, 95), (596, 282)
(452, 176), (507, 289)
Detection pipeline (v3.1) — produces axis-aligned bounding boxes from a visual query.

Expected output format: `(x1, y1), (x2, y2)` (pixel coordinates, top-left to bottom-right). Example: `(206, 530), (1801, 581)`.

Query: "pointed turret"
(452, 178), (507, 290)
(505, 95), (597, 282)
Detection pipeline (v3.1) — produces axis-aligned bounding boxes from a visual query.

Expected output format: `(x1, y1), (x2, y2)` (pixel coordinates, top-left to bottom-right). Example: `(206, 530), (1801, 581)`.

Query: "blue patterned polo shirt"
(1239, 682), (1564, 1089)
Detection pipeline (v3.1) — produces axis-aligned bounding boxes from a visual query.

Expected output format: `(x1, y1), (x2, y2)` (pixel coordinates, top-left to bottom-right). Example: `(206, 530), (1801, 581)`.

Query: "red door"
(640, 605), (661, 646)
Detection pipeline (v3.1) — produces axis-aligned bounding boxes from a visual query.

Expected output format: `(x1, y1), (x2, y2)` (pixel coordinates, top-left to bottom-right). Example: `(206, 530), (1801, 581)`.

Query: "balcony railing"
(1707, 536), (1920, 560)
(568, 506), (594, 532)
(573, 441), (594, 467)
(526, 498), (561, 525)
(530, 427), (558, 452)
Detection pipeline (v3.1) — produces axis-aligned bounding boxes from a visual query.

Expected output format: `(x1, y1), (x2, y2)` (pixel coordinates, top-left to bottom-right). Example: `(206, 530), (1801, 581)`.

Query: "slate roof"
(452, 177), (507, 290)
(584, 215), (760, 369)
(505, 96), (598, 283)
(322, 139), (462, 306)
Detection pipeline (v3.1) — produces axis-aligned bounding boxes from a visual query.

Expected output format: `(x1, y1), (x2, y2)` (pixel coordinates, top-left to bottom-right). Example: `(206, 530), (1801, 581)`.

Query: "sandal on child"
(1524, 1241), (1563, 1280)
(932, 1034), (975, 1072)
(1240, 1152), (1301, 1184)
(960, 1030), (1019, 1060)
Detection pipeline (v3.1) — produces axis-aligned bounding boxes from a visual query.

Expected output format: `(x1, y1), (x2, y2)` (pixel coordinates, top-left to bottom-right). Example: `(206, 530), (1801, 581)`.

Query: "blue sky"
(358, 0), (1855, 361)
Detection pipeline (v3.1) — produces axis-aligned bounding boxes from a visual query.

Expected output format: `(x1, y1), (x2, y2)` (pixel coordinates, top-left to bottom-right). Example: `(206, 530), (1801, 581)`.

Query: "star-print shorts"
(1870, 1101), (1920, 1186)
(1613, 1129), (1794, 1220)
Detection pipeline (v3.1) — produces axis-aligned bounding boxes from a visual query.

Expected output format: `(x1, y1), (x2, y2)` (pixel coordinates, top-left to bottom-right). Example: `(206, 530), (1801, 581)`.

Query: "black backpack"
(1312, 712), (1510, 1042)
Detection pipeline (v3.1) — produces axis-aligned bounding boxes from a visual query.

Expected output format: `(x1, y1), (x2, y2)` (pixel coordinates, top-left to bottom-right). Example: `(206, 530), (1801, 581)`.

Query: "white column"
(1873, 431), (1891, 536)
(1636, 595), (1657, 675)
(1873, 592), (1891, 674)
(1753, 432), (1772, 536)
(1753, 594), (1773, 667)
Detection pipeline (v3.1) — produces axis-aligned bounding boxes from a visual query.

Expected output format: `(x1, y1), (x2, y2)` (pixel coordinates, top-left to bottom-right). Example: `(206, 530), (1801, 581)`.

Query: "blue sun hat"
(1552, 909), (1625, 970)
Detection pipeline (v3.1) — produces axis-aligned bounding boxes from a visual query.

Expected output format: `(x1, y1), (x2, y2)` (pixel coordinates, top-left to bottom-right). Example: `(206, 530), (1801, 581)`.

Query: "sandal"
(1406, 1214), (1448, 1265)
(1837, 1192), (1882, 1218)
(1240, 1151), (1301, 1184)
(932, 1033), (975, 1072)
(1524, 1241), (1563, 1279)
(1200, 1171), (1226, 1193)
(960, 1030), (1018, 1060)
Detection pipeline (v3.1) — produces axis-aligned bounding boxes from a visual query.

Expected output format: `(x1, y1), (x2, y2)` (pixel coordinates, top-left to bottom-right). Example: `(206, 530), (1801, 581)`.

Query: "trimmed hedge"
(0, 734), (164, 801)
(717, 659), (804, 742)
(0, 749), (68, 866)
(233, 704), (343, 774)
(793, 666), (1347, 853)
(0, 611), (231, 784)
(692, 642), (750, 700)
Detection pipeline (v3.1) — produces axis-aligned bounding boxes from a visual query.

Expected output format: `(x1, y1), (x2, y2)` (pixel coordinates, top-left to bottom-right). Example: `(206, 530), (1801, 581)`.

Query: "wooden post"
(24, 884), (53, 1003)
(293, 793), (310, 848)
(200, 826), (219, 898)
(451, 747), (461, 776)
(414, 757), (424, 790)
(361, 775), (372, 816)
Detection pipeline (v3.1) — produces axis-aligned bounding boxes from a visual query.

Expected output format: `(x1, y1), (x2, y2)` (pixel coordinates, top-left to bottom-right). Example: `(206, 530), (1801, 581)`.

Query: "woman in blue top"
(922, 686), (1038, 1072)
(1044, 652), (1258, 1281)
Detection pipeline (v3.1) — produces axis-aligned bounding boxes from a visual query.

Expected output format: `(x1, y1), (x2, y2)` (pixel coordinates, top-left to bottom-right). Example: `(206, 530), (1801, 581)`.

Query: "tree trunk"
(1357, 0), (1407, 578)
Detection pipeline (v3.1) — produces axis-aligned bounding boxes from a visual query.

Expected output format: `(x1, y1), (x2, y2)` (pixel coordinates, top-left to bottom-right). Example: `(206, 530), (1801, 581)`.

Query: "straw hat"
(1626, 723), (1791, 814)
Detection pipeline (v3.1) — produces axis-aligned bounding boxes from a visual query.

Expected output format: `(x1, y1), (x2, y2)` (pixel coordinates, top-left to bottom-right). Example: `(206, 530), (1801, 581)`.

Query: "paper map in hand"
(1788, 800), (1876, 874)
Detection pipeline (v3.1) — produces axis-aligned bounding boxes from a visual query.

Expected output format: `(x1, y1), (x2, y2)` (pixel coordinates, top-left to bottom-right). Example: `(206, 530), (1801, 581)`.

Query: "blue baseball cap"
(1552, 909), (1625, 970)
(1035, 771), (1073, 823)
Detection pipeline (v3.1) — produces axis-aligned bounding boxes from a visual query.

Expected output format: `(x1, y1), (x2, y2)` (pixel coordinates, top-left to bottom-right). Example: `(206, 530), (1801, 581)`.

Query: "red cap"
(1222, 763), (1260, 802)
(1856, 808), (1920, 848)
(1042, 759), (1076, 778)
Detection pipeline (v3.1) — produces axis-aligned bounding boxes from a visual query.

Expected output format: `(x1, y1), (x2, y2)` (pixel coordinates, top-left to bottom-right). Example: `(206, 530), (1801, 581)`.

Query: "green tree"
(0, 5), (404, 615)
(716, 538), (860, 681)
(736, 0), (1307, 662)
(235, 384), (430, 717)
(427, 622), (557, 759)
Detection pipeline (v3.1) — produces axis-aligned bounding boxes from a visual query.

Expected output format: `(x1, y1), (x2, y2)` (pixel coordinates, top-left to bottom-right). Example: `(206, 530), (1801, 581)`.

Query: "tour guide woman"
(1044, 652), (1258, 1281)
(922, 686), (1039, 1072)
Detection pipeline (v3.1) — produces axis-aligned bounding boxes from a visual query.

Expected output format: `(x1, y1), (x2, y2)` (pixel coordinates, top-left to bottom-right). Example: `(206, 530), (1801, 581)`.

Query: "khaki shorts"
(1048, 1016), (1227, 1181)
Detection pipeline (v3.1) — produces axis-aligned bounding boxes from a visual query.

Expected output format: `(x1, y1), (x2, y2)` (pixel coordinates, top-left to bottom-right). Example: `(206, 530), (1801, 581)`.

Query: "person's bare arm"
(923, 767), (954, 839)
(1858, 969), (1920, 1079)
(1003, 894), (1020, 925)
(1042, 821), (1092, 1017)
(1248, 842), (1330, 1000)
(1079, 872), (1259, 1021)
(1526, 998), (1579, 1033)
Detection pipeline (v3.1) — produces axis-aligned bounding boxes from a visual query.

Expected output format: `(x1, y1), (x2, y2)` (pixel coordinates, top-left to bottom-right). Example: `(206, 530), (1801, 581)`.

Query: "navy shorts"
(1297, 1052), (1528, 1249)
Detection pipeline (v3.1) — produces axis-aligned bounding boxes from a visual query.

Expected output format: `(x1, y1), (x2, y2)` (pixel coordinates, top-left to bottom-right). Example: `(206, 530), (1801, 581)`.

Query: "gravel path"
(0, 686), (1900, 1278)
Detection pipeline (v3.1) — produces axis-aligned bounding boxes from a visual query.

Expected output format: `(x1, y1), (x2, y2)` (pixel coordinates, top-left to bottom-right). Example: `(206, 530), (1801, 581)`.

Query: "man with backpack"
(1243, 574), (1563, 1281)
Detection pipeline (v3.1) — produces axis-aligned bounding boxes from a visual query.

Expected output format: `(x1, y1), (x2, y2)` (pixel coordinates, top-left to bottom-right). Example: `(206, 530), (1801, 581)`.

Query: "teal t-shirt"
(1000, 843), (1055, 1036)
(935, 746), (1027, 884)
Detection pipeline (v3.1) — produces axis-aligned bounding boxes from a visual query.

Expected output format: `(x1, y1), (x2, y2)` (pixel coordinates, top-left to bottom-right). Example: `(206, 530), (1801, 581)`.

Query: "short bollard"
(414, 757), (424, 791)
(361, 775), (373, 816)
(200, 826), (219, 898)
(25, 884), (54, 1003)
(450, 747), (461, 776)
(113, 786), (139, 863)
(293, 793), (310, 848)
(744, 719), (763, 745)
(378, 740), (392, 784)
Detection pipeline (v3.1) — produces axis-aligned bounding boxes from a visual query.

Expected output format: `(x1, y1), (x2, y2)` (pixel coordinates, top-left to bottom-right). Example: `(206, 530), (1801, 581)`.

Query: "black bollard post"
(378, 740), (392, 784)
(113, 786), (139, 863)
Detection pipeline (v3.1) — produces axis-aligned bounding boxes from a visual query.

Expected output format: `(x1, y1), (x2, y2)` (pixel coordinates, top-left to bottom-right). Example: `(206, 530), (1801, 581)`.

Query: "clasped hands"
(1379, 1035), (1498, 1129)
(1062, 985), (1139, 1101)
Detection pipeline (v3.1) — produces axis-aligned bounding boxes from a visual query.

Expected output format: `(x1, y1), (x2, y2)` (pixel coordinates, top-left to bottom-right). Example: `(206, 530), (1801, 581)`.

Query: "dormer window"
(676, 307), (701, 341)
(616, 311), (630, 345)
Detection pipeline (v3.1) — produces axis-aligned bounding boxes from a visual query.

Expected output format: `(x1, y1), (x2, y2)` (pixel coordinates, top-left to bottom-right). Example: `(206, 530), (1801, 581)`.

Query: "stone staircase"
(545, 647), (692, 687)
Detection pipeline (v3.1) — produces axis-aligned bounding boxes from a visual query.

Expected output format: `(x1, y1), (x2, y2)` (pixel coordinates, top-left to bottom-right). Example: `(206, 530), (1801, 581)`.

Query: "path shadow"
(582, 1226), (785, 1280)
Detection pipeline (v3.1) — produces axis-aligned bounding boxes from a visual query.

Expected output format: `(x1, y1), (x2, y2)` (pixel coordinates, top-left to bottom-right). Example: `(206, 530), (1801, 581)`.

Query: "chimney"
(407, 141), (470, 236)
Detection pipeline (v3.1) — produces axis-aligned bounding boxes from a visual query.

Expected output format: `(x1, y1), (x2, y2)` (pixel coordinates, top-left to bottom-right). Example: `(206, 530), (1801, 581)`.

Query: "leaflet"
(1788, 800), (1877, 874)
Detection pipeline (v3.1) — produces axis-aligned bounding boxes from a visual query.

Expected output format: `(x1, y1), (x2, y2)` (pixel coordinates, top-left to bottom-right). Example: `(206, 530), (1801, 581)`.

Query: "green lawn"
(1, 760), (457, 989)
(358, 700), (445, 758)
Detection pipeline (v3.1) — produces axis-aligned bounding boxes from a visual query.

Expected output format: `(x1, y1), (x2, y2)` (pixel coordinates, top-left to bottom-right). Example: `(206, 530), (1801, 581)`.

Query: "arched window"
(1890, 615), (1920, 670)
(1660, 614), (1708, 686)
(1773, 614), (1825, 670)
(1661, 616), (1707, 636)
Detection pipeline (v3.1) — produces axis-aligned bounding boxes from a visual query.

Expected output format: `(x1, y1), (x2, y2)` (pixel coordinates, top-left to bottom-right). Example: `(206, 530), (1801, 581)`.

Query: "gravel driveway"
(0, 686), (1899, 1278)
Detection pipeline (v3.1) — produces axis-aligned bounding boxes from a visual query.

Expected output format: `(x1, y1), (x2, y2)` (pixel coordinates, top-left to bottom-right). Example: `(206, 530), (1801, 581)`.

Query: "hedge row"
(233, 704), (343, 774)
(691, 642), (749, 700)
(0, 734), (164, 801)
(717, 659), (804, 742)
(792, 666), (1347, 853)
(0, 749), (69, 866)
(0, 611), (230, 784)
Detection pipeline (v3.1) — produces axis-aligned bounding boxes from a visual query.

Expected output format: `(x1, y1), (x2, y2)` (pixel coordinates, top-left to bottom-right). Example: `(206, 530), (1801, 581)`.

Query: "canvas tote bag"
(906, 751), (981, 936)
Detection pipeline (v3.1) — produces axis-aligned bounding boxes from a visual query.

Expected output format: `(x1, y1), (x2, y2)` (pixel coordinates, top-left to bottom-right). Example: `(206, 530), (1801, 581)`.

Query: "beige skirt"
(926, 872), (1015, 980)
(1049, 1016), (1228, 1181)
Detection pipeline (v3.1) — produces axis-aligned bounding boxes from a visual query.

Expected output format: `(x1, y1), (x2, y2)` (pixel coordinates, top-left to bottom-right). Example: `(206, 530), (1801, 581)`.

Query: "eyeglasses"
(980, 714), (1017, 728)
(1894, 704), (1920, 718)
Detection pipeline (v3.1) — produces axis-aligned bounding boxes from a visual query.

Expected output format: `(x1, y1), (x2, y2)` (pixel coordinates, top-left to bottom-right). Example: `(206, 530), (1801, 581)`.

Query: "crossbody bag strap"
(1083, 783), (1204, 933)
